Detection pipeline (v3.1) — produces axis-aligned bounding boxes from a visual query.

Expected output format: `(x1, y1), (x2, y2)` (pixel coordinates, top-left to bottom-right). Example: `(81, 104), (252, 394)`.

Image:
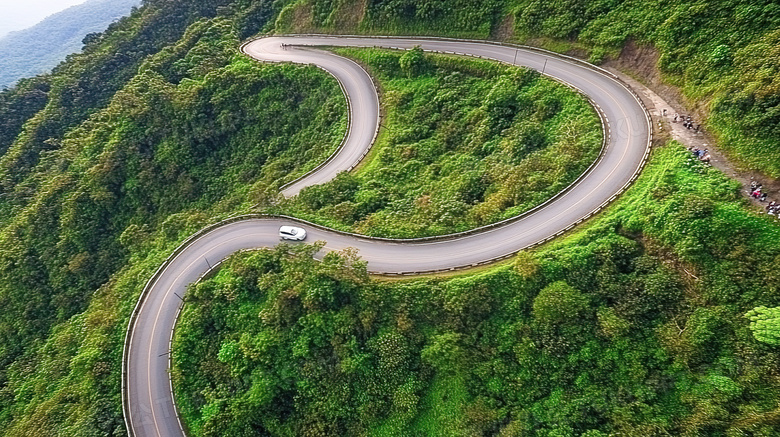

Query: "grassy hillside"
(0, 1), (777, 436)
(0, 0), (141, 88)
(276, 0), (780, 178)
(274, 48), (602, 237)
(0, 17), (346, 435)
(173, 143), (780, 436)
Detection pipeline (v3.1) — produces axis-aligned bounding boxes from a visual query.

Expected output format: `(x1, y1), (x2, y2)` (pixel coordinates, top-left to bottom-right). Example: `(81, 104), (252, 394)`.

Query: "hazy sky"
(0, 0), (88, 39)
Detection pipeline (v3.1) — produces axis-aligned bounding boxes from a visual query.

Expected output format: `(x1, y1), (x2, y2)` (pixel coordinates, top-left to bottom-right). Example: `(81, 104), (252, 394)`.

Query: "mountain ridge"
(0, 0), (141, 88)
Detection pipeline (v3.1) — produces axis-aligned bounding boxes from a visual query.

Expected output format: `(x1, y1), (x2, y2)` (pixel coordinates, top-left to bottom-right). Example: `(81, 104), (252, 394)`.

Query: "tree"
(421, 332), (463, 374)
(533, 281), (589, 326)
(745, 306), (780, 345)
(399, 46), (427, 78)
(514, 250), (540, 279)
(82, 32), (103, 48)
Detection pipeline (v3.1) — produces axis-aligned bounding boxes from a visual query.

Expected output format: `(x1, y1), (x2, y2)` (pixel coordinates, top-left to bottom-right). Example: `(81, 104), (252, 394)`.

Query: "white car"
(279, 225), (307, 241)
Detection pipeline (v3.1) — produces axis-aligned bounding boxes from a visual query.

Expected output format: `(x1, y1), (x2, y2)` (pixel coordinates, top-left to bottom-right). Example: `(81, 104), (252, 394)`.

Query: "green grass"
(410, 374), (469, 436)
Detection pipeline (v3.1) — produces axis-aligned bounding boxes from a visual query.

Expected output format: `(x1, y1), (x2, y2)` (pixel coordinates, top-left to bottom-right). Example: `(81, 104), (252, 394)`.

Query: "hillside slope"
(173, 145), (780, 435)
(0, 0), (140, 88)
(0, 1), (777, 435)
(276, 0), (780, 178)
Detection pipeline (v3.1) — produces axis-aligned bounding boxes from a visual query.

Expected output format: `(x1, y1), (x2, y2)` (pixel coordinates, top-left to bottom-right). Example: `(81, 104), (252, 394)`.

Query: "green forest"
(174, 145), (780, 435)
(0, 0), (777, 436)
(0, 14), (346, 435)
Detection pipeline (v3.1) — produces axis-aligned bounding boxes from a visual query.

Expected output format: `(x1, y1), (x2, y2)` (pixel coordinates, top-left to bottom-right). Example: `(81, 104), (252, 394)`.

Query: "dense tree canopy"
(174, 147), (780, 436)
(0, 16), (345, 434)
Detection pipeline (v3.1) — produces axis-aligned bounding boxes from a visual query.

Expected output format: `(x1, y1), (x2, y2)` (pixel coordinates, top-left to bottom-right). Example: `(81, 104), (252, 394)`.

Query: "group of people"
(750, 180), (769, 202)
(675, 113), (700, 131)
(676, 108), (777, 221)
(689, 147), (711, 164)
(662, 109), (702, 132)
(750, 181), (779, 220)
(766, 201), (779, 217)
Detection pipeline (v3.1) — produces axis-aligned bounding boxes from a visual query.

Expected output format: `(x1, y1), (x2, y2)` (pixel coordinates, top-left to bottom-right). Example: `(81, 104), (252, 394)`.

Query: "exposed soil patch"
(608, 41), (689, 113)
(492, 14), (515, 42)
(290, 3), (314, 32)
(332, 0), (367, 31)
(603, 41), (780, 215)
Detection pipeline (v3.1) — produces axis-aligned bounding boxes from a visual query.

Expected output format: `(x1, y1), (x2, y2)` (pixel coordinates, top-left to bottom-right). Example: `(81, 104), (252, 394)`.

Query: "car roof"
(279, 225), (300, 234)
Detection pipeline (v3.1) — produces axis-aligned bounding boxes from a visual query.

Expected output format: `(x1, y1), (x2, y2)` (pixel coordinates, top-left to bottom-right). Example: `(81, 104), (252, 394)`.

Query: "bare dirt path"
(605, 64), (779, 216)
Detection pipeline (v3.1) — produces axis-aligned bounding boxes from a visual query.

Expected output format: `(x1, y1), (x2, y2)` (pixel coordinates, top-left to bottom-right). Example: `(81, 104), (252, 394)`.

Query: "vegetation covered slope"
(0, 0), (288, 185)
(0, 0), (777, 436)
(173, 144), (780, 436)
(0, 17), (346, 435)
(274, 48), (601, 237)
(0, 0), (141, 88)
(277, 0), (780, 178)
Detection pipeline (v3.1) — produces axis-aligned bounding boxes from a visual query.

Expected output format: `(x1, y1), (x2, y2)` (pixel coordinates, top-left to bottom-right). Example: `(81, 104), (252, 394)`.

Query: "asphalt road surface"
(124, 36), (650, 437)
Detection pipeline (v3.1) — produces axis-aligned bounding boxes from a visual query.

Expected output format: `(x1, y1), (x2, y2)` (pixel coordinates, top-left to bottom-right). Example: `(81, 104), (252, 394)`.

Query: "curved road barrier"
(123, 36), (652, 437)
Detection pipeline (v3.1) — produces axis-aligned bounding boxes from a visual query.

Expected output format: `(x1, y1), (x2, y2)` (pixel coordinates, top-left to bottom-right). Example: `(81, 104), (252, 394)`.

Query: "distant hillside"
(0, 0), (140, 88)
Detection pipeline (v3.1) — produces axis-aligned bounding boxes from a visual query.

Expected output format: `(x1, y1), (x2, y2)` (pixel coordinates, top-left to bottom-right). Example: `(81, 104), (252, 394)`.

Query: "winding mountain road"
(123, 36), (651, 436)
